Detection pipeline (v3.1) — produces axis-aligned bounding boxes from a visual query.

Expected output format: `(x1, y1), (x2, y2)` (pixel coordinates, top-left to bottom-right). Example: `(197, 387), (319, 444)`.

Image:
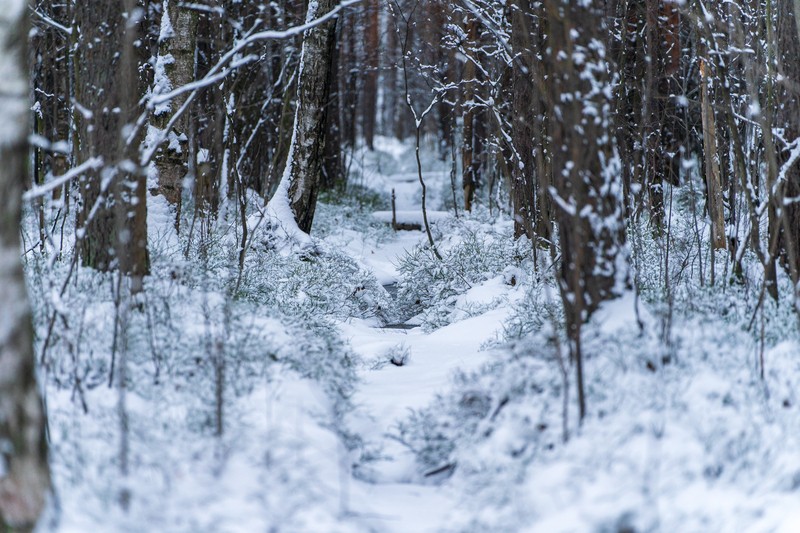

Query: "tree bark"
(0, 3), (51, 528)
(510, 0), (537, 240)
(700, 57), (727, 253)
(268, 0), (339, 234)
(461, 21), (478, 212)
(153, 0), (197, 215)
(775, 0), (800, 283)
(323, 22), (344, 190)
(362, 0), (380, 150)
(74, 1), (149, 280)
(340, 13), (359, 148)
(542, 0), (630, 420)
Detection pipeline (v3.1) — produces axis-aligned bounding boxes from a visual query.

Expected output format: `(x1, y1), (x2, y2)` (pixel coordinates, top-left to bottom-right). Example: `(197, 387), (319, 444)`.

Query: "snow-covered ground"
(32, 136), (800, 532)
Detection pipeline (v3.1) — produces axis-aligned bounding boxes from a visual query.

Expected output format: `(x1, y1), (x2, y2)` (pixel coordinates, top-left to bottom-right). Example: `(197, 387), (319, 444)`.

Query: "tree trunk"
(74, 1), (149, 281)
(0, 3), (51, 528)
(775, 0), (800, 284)
(323, 22), (344, 191)
(543, 0), (630, 421)
(384, 12), (402, 140)
(340, 12), (359, 148)
(362, 0), (379, 150)
(510, 0), (537, 240)
(267, 0), (339, 234)
(153, 0), (197, 216)
(700, 57), (727, 252)
(462, 21), (478, 212)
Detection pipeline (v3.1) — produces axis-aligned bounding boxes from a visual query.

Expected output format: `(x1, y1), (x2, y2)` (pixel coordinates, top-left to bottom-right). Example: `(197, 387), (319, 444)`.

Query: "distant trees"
(23, 0), (800, 272)
(0, 2), (51, 528)
(28, 1), (346, 262)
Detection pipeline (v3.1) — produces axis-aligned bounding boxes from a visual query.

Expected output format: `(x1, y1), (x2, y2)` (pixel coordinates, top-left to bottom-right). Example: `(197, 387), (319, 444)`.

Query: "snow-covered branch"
(137, 0), (361, 165)
(22, 157), (104, 201)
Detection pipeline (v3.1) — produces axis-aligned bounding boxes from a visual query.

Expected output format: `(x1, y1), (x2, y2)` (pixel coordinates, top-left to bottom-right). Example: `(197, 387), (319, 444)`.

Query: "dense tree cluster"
(4, 0), (800, 525)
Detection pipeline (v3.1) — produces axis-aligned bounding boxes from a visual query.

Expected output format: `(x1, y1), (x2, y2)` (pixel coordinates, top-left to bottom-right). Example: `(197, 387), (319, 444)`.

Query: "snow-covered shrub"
(386, 342), (411, 367)
(319, 182), (390, 212)
(394, 354), (574, 521)
(236, 245), (392, 324)
(392, 185), (800, 531)
(501, 275), (562, 343)
(23, 193), (373, 530)
(315, 184), (393, 238)
(394, 276), (568, 481)
(395, 215), (531, 330)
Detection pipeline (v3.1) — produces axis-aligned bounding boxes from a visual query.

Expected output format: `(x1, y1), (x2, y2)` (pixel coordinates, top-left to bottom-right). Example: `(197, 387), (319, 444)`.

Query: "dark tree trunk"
(775, 0), (800, 284)
(323, 22), (344, 191)
(362, 0), (380, 150)
(510, 0), (537, 240)
(541, 0), (630, 421)
(340, 12), (359, 148)
(461, 21), (479, 212)
(74, 1), (149, 281)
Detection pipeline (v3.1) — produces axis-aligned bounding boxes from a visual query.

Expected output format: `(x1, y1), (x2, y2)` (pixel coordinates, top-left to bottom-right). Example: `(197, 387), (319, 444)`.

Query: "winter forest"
(2, 0), (800, 530)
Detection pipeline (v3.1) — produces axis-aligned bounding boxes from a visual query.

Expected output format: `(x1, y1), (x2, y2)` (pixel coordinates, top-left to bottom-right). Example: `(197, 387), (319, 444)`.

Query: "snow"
(158, 0), (175, 43)
(152, 53), (175, 116)
(263, 167), (315, 252)
(371, 210), (450, 226)
(25, 135), (800, 532)
(346, 308), (508, 431)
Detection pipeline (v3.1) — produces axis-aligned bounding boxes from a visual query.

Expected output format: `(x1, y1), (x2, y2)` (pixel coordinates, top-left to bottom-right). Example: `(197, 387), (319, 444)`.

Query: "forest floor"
(35, 136), (800, 532)
(333, 140), (515, 531)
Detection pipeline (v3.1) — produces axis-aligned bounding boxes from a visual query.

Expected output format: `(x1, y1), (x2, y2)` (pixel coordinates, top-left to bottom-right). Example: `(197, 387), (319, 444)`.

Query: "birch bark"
(267, 0), (339, 236)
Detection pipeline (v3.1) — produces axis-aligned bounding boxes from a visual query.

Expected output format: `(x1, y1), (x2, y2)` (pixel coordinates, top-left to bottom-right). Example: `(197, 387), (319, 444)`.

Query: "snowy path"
(329, 140), (503, 531)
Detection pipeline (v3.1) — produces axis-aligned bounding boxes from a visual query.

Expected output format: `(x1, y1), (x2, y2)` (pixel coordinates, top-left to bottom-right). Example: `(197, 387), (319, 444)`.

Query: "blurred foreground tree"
(0, 2), (51, 529)
(539, 0), (630, 421)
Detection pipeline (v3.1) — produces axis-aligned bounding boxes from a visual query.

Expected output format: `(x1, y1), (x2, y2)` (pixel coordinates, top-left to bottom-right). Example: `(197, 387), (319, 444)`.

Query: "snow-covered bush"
(394, 349), (563, 479)
(390, 189), (800, 531)
(236, 245), (391, 324)
(395, 215), (531, 329)
(314, 184), (394, 239)
(501, 275), (562, 343)
(24, 196), (373, 530)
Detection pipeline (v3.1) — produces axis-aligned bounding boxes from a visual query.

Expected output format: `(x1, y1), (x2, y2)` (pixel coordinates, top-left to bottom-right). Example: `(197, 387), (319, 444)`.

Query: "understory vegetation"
(13, 133), (799, 531)
(4, 0), (800, 529)
(390, 183), (800, 531)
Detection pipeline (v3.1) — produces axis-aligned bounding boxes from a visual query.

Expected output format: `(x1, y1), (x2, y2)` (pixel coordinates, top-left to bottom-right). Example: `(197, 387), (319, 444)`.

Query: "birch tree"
(152, 0), (197, 220)
(266, 0), (339, 237)
(0, 1), (51, 528)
